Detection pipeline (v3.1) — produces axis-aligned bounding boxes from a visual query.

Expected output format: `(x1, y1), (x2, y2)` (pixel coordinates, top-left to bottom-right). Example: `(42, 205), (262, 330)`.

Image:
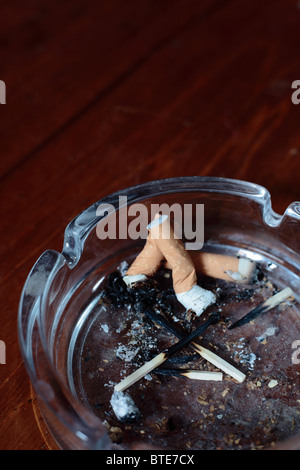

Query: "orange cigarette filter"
(126, 214), (197, 294)
(126, 214), (255, 287)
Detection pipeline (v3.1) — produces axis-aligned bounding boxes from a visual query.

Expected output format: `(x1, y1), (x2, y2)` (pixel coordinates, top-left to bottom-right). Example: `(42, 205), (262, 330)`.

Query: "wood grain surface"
(0, 0), (299, 450)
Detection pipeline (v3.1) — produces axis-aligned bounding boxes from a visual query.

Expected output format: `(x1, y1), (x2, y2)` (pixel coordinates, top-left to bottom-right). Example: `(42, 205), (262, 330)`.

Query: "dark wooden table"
(0, 0), (299, 450)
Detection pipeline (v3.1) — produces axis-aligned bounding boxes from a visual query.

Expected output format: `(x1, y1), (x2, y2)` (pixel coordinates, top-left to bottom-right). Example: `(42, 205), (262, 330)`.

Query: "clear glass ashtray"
(18, 177), (300, 450)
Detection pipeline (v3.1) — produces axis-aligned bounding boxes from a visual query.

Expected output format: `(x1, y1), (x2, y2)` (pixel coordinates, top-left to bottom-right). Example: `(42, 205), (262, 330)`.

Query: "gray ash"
(104, 271), (177, 316)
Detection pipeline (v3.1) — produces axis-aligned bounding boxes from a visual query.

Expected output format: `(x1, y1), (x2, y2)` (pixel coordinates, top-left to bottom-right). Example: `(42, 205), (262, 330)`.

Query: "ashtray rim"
(17, 176), (300, 450)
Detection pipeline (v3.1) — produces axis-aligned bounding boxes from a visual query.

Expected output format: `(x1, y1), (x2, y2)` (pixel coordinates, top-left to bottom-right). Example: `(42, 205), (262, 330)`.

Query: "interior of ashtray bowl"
(41, 190), (300, 450)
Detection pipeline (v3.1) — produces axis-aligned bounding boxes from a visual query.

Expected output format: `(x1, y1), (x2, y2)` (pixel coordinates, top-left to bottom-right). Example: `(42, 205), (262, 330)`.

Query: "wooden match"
(154, 369), (223, 381)
(141, 304), (246, 383)
(114, 312), (220, 392)
(229, 287), (294, 329)
(190, 342), (246, 383)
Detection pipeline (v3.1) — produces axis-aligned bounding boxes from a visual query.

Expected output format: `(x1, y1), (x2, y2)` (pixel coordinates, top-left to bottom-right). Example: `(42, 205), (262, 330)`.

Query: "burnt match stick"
(189, 342), (245, 382)
(154, 369), (223, 381)
(139, 304), (246, 383)
(228, 287), (294, 330)
(114, 312), (220, 392)
(165, 353), (199, 365)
